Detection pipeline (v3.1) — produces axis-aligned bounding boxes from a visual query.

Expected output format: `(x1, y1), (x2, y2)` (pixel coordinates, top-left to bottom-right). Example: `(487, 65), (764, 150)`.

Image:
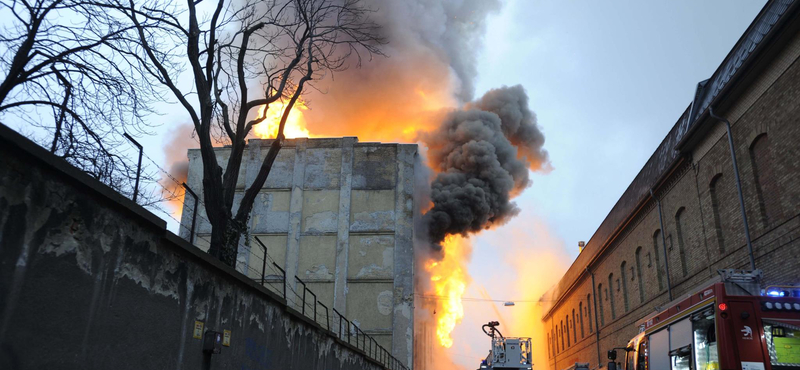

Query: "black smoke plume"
(423, 85), (549, 245)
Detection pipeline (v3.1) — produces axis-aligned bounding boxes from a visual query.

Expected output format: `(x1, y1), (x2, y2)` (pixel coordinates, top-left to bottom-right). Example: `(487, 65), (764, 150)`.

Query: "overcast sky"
(451, 0), (767, 367)
(1, 0), (769, 366)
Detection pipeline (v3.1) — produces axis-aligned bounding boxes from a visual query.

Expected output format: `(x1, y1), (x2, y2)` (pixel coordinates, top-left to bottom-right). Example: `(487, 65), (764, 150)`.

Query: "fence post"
(253, 236), (268, 285)
(318, 302), (330, 330)
(295, 276), (307, 315)
(272, 262), (286, 299)
(122, 132), (143, 203)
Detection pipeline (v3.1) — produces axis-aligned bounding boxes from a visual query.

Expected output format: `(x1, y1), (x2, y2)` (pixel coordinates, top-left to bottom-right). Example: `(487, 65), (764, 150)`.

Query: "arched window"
(587, 294), (593, 333)
(608, 273), (616, 320)
(597, 283), (605, 326)
(579, 301), (585, 338)
(546, 332), (550, 358)
(572, 309), (577, 343)
(653, 230), (664, 291)
(565, 315), (570, 347)
(620, 261), (630, 312)
(675, 207), (689, 276)
(635, 247), (645, 303)
(750, 134), (780, 227)
(709, 174), (726, 253)
(551, 328), (556, 354)
(560, 320), (565, 350)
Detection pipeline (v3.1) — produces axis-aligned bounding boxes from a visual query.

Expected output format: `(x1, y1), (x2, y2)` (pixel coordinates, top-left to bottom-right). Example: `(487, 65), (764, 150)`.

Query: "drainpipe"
(708, 107), (756, 271)
(588, 267), (602, 368)
(650, 189), (673, 301)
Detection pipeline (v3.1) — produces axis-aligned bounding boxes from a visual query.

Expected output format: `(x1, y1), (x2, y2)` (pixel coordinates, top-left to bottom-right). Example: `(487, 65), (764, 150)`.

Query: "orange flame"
(426, 234), (470, 348)
(253, 99), (312, 139)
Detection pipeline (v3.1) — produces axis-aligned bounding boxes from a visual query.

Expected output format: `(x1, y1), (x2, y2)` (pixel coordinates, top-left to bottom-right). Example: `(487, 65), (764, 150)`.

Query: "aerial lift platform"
(477, 321), (533, 370)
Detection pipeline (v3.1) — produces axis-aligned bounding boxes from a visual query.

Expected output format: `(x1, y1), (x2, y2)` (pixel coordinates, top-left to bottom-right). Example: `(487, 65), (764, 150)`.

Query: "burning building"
(179, 137), (420, 367)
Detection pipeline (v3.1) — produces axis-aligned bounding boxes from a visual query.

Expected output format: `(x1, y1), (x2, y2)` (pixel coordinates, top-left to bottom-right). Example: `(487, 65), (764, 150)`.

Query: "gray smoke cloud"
(301, 0), (502, 139)
(423, 85), (549, 244)
(360, 0), (501, 102)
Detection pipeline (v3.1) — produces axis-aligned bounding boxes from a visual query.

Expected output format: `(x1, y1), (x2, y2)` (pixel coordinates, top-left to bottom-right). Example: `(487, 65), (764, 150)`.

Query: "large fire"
(252, 99), (313, 139)
(426, 234), (470, 348)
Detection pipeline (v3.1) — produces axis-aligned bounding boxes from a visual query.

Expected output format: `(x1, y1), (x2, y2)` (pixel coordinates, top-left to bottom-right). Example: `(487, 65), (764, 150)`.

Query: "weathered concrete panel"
(304, 148), (342, 189)
(307, 282), (336, 316)
(348, 235), (394, 279)
(373, 335), (393, 355)
(250, 190), (291, 233)
(346, 282), (394, 330)
(0, 127), (386, 370)
(298, 235), (337, 281)
(301, 190), (340, 233)
(352, 146), (397, 190)
(350, 190), (395, 232)
(262, 145), (296, 189)
(249, 234), (288, 272)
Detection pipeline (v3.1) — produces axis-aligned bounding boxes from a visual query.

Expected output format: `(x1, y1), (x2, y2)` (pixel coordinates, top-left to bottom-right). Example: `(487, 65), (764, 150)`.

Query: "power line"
(415, 293), (540, 303)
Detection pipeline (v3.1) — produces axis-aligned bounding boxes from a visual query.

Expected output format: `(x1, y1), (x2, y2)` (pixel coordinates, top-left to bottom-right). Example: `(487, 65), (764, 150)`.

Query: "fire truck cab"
(609, 270), (800, 370)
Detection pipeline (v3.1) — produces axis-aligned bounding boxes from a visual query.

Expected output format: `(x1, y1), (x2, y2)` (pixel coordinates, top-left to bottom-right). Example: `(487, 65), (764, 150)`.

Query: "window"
(709, 174), (726, 253)
(572, 309), (577, 343)
(693, 308), (719, 370)
(635, 247), (645, 303)
(675, 207), (689, 277)
(561, 320), (565, 350)
(566, 315), (571, 347)
(637, 337), (649, 370)
(547, 332), (552, 358)
(621, 261), (630, 312)
(608, 273), (616, 320)
(597, 283), (605, 326)
(579, 302), (585, 338)
(750, 134), (780, 227)
(653, 230), (664, 291)
(587, 294), (593, 333)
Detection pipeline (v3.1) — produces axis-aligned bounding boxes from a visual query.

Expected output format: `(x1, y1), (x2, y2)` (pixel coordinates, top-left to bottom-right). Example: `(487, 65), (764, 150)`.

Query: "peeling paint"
(305, 264), (333, 280)
(304, 210), (338, 232)
(377, 291), (393, 316)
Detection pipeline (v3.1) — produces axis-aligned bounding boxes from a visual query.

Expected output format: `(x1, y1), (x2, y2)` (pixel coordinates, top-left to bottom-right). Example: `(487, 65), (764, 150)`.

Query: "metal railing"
(247, 237), (408, 370)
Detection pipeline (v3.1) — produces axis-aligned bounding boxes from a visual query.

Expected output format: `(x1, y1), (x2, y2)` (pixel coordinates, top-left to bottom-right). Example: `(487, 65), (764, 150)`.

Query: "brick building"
(541, 1), (800, 369)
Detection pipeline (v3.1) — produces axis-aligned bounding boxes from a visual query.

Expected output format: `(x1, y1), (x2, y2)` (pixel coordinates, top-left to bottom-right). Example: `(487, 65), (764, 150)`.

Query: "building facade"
(179, 137), (418, 367)
(541, 1), (800, 369)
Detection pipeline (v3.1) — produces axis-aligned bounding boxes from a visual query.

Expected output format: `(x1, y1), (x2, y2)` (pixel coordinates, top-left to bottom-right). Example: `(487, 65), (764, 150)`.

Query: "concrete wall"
(0, 124), (391, 370)
(179, 137), (418, 367)
(543, 5), (800, 370)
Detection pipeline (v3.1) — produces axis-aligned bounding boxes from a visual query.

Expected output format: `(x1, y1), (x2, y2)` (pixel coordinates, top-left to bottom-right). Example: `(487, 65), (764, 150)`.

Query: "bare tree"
(0, 0), (158, 196)
(112, 0), (383, 266)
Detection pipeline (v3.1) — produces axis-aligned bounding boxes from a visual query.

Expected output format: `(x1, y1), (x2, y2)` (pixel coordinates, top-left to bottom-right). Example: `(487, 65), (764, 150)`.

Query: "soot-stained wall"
(0, 124), (389, 370)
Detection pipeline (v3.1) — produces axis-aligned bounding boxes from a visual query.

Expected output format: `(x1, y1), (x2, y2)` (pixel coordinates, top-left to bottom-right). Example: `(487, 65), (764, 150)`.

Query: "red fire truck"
(607, 270), (800, 370)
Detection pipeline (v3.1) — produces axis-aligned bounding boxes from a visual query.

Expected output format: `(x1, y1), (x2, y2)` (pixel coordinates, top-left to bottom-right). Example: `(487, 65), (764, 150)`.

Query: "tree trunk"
(209, 218), (242, 267)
